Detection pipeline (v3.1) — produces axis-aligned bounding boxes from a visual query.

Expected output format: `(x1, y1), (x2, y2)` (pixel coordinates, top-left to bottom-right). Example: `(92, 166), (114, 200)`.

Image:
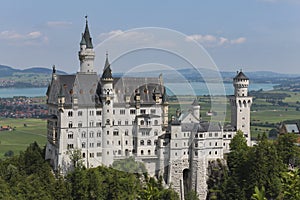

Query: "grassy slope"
(0, 118), (47, 158)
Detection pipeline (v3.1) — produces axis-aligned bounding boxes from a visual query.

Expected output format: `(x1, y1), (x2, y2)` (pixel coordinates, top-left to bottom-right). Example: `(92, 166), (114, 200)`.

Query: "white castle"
(45, 19), (252, 199)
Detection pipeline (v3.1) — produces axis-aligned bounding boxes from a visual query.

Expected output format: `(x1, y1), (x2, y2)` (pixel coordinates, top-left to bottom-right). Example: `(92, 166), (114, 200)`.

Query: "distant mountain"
(116, 67), (300, 83)
(0, 65), (67, 77)
(0, 65), (68, 88)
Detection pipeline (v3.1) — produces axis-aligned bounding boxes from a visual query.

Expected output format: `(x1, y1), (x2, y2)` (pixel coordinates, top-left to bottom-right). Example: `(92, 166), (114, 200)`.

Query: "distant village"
(0, 97), (48, 119)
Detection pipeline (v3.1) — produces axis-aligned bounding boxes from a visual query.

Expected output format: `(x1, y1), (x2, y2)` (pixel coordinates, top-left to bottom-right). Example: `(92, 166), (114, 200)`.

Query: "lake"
(0, 82), (275, 98)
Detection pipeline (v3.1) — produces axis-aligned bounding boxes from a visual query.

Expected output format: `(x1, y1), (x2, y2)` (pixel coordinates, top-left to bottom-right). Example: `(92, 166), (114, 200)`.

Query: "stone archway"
(183, 168), (191, 196)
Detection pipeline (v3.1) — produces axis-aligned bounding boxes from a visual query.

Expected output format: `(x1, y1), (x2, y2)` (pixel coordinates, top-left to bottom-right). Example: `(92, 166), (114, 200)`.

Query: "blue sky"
(0, 0), (299, 74)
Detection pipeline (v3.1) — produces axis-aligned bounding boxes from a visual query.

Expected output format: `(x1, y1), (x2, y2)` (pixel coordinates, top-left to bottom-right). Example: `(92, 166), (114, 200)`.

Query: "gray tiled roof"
(234, 71), (249, 80)
(47, 74), (166, 107)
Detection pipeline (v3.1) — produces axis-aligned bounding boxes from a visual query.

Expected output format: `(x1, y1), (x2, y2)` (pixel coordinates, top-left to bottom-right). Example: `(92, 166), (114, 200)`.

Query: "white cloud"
(97, 29), (153, 43)
(0, 30), (48, 45)
(46, 21), (72, 28)
(231, 37), (246, 44)
(185, 34), (246, 47)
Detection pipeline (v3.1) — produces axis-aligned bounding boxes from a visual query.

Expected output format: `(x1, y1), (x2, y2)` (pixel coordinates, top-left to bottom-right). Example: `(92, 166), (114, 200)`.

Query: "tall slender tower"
(78, 16), (95, 73)
(101, 53), (115, 165)
(230, 70), (252, 145)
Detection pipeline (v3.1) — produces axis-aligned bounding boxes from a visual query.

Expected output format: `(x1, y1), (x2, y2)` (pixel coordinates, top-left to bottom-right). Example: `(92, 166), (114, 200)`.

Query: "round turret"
(233, 71), (249, 97)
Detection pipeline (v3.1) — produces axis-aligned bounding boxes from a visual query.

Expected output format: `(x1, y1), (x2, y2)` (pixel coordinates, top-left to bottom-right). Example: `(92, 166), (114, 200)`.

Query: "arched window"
(141, 120), (144, 125)
(141, 150), (144, 155)
(154, 120), (158, 125)
(147, 140), (151, 145)
(140, 140), (144, 145)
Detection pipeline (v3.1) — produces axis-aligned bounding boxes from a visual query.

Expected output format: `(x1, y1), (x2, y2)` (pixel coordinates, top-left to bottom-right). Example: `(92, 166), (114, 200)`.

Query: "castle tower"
(78, 16), (95, 73)
(101, 53), (115, 166)
(230, 70), (252, 145)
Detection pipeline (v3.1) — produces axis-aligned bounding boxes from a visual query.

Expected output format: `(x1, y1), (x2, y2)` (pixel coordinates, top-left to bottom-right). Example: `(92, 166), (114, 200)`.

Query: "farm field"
(0, 118), (47, 158)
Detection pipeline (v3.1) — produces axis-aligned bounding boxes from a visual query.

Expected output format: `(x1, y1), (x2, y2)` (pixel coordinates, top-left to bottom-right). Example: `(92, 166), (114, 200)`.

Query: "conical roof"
(102, 53), (113, 79)
(80, 17), (93, 48)
(234, 71), (249, 80)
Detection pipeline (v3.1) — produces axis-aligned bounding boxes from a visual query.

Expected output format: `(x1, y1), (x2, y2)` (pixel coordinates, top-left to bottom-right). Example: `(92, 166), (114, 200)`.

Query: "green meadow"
(0, 118), (47, 158)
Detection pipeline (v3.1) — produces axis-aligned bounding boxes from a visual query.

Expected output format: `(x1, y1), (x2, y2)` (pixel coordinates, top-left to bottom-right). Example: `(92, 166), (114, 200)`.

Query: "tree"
(251, 186), (267, 200)
(68, 148), (84, 169)
(280, 168), (300, 199)
(276, 133), (300, 166)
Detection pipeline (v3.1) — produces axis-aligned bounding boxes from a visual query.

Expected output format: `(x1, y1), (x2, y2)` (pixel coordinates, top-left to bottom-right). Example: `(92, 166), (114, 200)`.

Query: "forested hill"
(0, 65), (67, 88)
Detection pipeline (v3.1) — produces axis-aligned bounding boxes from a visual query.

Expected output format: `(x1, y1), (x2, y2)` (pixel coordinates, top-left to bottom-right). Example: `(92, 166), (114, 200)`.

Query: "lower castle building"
(45, 19), (252, 200)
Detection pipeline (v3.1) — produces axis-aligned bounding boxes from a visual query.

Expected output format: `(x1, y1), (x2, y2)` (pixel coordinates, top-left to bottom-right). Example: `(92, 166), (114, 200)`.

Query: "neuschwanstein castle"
(45, 19), (252, 199)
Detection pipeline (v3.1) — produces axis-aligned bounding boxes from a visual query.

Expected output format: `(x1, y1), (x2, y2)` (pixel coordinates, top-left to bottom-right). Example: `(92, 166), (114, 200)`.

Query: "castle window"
(244, 134), (248, 138)
(78, 122), (82, 128)
(89, 110), (94, 116)
(113, 130), (119, 136)
(118, 140), (121, 145)
(154, 130), (158, 136)
(140, 120), (144, 125)
(215, 142), (218, 146)
(96, 111), (101, 115)
(125, 140), (128, 145)
(118, 120), (121, 125)
(89, 121), (94, 127)
(118, 150), (121, 155)
(209, 133), (212, 137)
(97, 152), (102, 157)
(107, 131), (109, 135)
(81, 132), (86, 138)
(68, 122), (73, 128)
(120, 110), (125, 115)
(223, 134), (226, 138)
(96, 122), (101, 127)
(107, 151), (109, 155)
(147, 140), (151, 145)
(130, 109), (136, 114)
(228, 134), (232, 138)
(125, 129), (129, 136)
(175, 152), (177, 156)
(154, 120), (158, 125)
(97, 131), (101, 137)
(107, 141), (109, 145)
(141, 150), (144, 155)
(148, 150), (151, 155)
(195, 142), (198, 148)
(214, 133), (218, 137)
(195, 151), (198, 156)
(141, 109), (146, 114)
(154, 140), (158, 145)
(67, 144), (74, 149)
(89, 143), (94, 148)
(82, 153), (85, 158)
(199, 134), (203, 138)
(125, 120), (128, 125)
(113, 110), (115, 114)
(67, 132), (73, 139)
(82, 142), (86, 148)
(209, 142), (212, 146)
(195, 134), (198, 138)
(223, 143), (226, 146)
(89, 132), (94, 138)
(90, 153), (94, 158)
(151, 109), (156, 114)
(215, 151), (218, 155)
(68, 111), (73, 117)
(140, 140), (144, 145)
(175, 143), (177, 147)
(209, 151), (211, 155)
(106, 119), (110, 125)
(97, 142), (101, 147)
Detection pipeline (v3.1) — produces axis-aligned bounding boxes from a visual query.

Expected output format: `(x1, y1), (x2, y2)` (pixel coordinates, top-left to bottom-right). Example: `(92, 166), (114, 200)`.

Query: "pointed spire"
(80, 16), (93, 48)
(102, 52), (113, 79)
(192, 98), (199, 106)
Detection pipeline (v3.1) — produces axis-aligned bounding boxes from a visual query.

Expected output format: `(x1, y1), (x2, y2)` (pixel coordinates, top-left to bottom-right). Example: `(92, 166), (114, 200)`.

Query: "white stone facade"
(45, 20), (252, 200)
